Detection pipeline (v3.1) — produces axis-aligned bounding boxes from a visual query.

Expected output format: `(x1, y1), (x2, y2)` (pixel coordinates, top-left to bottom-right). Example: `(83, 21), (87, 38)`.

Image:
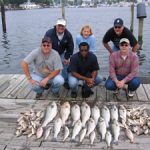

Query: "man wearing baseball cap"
(103, 18), (139, 54)
(105, 38), (140, 97)
(21, 37), (64, 99)
(44, 18), (74, 89)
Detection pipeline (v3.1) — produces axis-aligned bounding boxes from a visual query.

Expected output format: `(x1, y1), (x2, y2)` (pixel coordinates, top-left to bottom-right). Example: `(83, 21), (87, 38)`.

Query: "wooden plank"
(86, 86), (97, 101)
(96, 85), (106, 102)
(115, 89), (128, 102)
(0, 75), (24, 98)
(136, 84), (149, 101)
(59, 86), (69, 99)
(106, 90), (117, 102)
(26, 90), (36, 99)
(143, 84), (150, 101)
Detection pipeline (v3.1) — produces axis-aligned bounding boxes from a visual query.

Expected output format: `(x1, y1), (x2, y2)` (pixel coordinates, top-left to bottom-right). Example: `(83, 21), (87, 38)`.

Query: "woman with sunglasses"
(103, 18), (139, 54)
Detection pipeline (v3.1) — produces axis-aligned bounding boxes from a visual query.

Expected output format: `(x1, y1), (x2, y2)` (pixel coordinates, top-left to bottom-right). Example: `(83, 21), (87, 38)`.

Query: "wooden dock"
(0, 74), (150, 150)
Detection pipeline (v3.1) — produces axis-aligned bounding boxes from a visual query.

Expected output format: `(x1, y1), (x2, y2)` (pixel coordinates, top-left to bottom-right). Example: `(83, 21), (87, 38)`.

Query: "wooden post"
(0, 0), (6, 33)
(138, 18), (144, 50)
(130, 1), (134, 33)
(61, 0), (65, 19)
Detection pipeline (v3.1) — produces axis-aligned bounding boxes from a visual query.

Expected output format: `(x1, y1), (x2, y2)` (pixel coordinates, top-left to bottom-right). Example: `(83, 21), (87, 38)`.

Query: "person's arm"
(132, 43), (140, 52)
(103, 42), (113, 54)
(91, 70), (98, 80)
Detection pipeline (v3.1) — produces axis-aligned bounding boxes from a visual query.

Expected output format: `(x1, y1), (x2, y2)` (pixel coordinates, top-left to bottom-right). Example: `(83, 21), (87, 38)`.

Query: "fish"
(16, 130), (22, 137)
(90, 131), (96, 145)
(91, 105), (100, 125)
(60, 102), (70, 126)
(63, 126), (70, 142)
(119, 105), (127, 124)
(101, 105), (110, 128)
(144, 129), (149, 135)
(54, 118), (62, 140)
(79, 128), (87, 143)
(71, 120), (82, 141)
(36, 126), (43, 139)
(110, 105), (118, 122)
(86, 118), (96, 137)
(81, 102), (91, 127)
(71, 104), (80, 126)
(105, 131), (112, 147)
(125, 128), (134, 143)
(111, 119), (120, 145)
(42, 102), (57, 127)
(97, 117), (106, 140)
(43, 126), (51, 140)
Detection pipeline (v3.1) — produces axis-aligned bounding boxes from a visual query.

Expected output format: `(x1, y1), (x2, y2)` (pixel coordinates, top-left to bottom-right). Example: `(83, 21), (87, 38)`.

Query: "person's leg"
(30, 73), (44, 94)
(51, 74), (64, 94)
(94, 75), (103, 86)
(68, 74), (79, 94)
(112, 44), (120, 52)
(105, 76), (117, 91)
(127, 77), (141, 91)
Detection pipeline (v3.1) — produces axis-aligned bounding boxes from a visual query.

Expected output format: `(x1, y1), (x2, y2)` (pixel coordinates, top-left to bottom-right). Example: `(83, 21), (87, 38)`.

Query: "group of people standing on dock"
(21, 18), (141, 99)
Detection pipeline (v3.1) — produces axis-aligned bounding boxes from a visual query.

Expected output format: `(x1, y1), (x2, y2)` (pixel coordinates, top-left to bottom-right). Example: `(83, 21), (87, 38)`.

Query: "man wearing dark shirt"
(68, 42), (102, 98)
(103, 18), (139, 54)
(44, 18), (74, 89)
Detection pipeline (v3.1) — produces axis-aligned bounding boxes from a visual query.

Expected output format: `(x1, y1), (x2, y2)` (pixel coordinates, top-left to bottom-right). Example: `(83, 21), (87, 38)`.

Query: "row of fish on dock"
(15, 101), (150, 147)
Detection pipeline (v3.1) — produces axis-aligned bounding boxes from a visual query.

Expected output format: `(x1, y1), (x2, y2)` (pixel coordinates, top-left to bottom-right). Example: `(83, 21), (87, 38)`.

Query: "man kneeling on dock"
(21, 37), (64, 99)
(105, 38), (140, 97)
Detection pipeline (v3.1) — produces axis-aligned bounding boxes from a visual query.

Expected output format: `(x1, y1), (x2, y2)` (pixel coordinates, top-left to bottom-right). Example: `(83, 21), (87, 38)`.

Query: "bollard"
(137, 2), (147, 50)
(0, 0), (6, 32)
(130, 2), (134, 34)
(61, 0), (65, 19)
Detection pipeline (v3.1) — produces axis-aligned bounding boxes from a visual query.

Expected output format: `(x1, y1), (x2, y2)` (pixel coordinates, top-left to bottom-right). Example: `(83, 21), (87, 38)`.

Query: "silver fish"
(42, 102), (57, 127)
(71, 120), (82, 141)
(91, 105), (100, 125)
(119, 105), (127, 124)
(105, 131), (112, 147)
(97, 117), (106, 140)
(86, 118), (96, 136)
(111, 119), (120, 144)
(110, 105), (118, 121)
(101, 105), (110, 128)
(36, 126), (43, 139)
(90, 131), (96, 145)
(60, 102), (70, 126)
(125, 128), (134, 143)
(63, 126), (70, 142)
(79, 128), (87, 143)
(54, 118), (62, 140)
(71, 104), (80, 126)
(43, 126), (51, 140)
(81, 102), (91, 127)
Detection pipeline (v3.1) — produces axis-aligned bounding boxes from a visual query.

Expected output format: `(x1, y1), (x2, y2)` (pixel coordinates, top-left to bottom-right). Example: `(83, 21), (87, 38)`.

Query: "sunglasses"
(120, 43), (129, 47)
(114, 26), (121, 29)
(43, 44), (50, 47)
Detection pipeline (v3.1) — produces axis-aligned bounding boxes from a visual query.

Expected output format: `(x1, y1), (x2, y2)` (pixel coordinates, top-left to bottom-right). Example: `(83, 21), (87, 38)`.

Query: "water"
(0, 7), (150, 76)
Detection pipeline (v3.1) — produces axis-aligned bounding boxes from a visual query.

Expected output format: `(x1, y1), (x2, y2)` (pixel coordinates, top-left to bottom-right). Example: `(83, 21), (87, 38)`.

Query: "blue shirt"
(76, 34), (96, 53)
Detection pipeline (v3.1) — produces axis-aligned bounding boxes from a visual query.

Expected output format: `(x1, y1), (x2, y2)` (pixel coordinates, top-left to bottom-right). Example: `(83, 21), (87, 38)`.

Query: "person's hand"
(63, 59), (70, 65)
(28, 79), (36, 85)
(40, 77), (49, 87)
(116, 80), (125, 89)
(85, 78), (95, 87)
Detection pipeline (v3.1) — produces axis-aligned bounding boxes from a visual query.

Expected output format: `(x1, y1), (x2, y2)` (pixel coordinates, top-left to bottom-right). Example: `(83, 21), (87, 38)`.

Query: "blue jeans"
(61, 53), (69, 83)
(68, 74), (102, 92)
(112, 44), (120, 52)
(31, 73), (64, 94)
(105, 75), (140, 91)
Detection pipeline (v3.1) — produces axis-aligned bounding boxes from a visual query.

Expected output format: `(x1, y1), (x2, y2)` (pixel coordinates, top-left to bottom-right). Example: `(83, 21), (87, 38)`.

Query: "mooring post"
(61, 0), (65, 19)
(130, 1), (134, 33)
(137, 2), (147, 50)
(0, 0), (7, 32)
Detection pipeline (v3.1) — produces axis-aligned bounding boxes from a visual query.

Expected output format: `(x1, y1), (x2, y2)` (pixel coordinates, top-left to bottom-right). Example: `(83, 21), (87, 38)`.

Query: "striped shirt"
(109, 51), (139, 83)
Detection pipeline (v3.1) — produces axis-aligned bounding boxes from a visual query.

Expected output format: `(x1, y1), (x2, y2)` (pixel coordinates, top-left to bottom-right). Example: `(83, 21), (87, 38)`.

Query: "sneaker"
(36, 93), (42, 99)
(63, 82), (70, 89)
(128, 91), (134, 97)
(52, 92), (59, 98)
(71, 91), (77, 98)
(44, 83), (51, 90)
(113, 88), (119, 94)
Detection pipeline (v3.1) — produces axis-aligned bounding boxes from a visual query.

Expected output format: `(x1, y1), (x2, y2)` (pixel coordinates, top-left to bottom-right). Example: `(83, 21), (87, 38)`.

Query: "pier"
(0, 74), (150, 149)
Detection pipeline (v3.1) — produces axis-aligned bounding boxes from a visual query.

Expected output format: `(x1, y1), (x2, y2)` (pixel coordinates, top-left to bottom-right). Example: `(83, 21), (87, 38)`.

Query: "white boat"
(20, 0), (40, 10)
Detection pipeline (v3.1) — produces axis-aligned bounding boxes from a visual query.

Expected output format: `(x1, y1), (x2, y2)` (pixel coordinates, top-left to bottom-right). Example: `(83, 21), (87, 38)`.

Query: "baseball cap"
(42, 37), (52, 43)
(114, 18), (124, 27)
(56, 18), (67, 26)
(119, 38), (130, 44)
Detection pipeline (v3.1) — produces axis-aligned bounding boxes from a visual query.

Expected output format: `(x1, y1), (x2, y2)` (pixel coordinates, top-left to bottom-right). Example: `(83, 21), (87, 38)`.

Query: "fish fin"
(113, 140), (118, 145)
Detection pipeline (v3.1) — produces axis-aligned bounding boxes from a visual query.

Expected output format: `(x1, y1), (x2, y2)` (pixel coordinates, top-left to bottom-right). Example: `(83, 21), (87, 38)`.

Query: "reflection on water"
(1, 32), (11, 65)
